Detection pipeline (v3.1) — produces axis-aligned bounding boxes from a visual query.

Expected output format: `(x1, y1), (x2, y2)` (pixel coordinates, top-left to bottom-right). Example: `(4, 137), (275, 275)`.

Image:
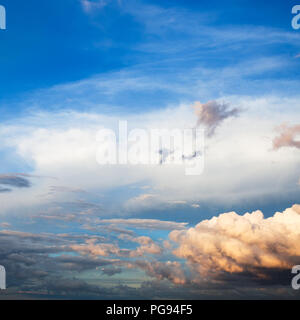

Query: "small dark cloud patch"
(0, 187), (11, 193)
(0, 174), (32, 190)
(101, 266), (123, 276)
(193, 100), (240, 137)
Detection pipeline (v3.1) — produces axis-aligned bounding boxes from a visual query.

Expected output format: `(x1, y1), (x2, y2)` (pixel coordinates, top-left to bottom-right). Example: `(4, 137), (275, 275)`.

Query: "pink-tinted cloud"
(273, 124), (300, 150)
(71, 239), (120, 257)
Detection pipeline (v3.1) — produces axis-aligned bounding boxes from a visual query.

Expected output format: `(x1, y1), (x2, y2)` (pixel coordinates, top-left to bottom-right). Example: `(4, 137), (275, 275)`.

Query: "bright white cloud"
(0, 95), (300, 215)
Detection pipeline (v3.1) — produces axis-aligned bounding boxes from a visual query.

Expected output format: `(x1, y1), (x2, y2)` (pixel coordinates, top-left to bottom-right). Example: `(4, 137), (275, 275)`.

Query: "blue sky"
(1, 0), (300, 299)
(1, 0), (300, 109)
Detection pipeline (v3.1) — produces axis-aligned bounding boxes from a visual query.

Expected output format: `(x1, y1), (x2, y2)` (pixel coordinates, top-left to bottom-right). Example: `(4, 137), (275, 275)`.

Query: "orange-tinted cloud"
(170, 204), (300, 278)
(71, 236), (162, 258)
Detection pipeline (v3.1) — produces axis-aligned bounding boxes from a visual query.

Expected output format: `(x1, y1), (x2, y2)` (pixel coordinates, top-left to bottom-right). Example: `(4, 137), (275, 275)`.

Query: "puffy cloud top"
(170, 205), (300, 276)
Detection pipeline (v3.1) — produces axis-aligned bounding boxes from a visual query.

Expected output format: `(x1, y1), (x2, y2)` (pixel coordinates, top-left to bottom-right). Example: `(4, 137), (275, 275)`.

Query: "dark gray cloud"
(101, 266), (123, 276)
(0, 187), (11, 193)
(0, 174), (32, 191)
(0, 229), (125, 299)
(54, 254), (114, 272)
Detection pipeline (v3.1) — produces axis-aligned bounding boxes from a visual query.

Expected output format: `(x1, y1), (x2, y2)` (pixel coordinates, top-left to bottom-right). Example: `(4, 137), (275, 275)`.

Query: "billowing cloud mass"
(170, 204), (300, 279)
(273, 124), (300, 150)
(193, 100), (240, 137)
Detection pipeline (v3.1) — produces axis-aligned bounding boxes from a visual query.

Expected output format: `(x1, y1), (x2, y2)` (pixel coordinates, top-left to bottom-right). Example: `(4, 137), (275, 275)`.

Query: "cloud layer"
(1, 204), (300, 298)
(0, 95), (299, 216)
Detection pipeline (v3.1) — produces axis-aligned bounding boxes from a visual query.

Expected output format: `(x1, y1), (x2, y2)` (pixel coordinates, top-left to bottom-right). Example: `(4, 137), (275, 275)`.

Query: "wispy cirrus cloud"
(95, 218), (188, 230)
(80, 0), (108, 13)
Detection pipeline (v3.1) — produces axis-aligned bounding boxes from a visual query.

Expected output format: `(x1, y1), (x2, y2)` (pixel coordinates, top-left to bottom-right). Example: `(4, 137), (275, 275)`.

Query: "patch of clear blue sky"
(0, 0), (300, 118)
(0, 0), (141, 96)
